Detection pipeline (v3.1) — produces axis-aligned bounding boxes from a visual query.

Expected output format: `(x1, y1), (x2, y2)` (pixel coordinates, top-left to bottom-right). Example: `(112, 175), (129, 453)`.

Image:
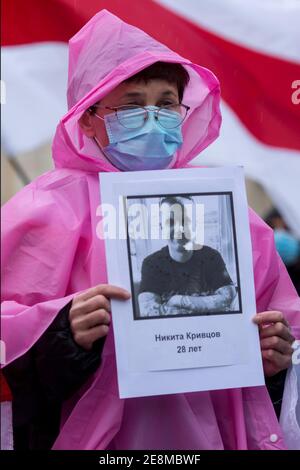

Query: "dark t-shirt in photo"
(139, 245), (233, 302)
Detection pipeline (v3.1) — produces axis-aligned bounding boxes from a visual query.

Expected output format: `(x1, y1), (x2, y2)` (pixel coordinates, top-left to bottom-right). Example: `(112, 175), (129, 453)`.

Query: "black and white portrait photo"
(126, 192), (242, 320)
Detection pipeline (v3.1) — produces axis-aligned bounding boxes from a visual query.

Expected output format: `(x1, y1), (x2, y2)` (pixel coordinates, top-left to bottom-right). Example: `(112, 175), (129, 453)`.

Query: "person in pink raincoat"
(1, 10), (300, 450)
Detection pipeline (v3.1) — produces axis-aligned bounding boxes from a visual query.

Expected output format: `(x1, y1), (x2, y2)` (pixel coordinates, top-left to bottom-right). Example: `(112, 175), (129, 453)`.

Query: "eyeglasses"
(90, 104), (190, 129)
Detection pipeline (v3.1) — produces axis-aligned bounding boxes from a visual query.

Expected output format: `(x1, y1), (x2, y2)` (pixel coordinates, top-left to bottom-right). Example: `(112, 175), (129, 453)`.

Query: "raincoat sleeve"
(32, 301), (104, 402)
(1, 176), (89, 366)
(250, 208), (300, 449)
(2, 300), (104, 450)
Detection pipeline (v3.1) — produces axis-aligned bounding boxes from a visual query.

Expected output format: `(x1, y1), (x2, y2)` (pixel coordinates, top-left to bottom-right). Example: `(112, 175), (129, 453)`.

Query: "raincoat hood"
(52, 9), (221, 173)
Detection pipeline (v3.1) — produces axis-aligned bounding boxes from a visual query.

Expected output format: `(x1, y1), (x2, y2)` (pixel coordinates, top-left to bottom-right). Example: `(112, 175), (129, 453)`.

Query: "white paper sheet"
(99, 166), (264, 398)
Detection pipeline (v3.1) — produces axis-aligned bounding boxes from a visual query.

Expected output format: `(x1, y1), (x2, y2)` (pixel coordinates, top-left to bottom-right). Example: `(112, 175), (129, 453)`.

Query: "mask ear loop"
(89, 107), (118, 169)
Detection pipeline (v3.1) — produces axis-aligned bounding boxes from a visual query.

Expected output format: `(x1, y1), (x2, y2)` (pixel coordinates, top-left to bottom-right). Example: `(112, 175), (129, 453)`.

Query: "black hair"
(265, 208), (282, 223)
(125, 61), (190, 102)
(88, 62), (190, 114)
(160, 195), (193, 207)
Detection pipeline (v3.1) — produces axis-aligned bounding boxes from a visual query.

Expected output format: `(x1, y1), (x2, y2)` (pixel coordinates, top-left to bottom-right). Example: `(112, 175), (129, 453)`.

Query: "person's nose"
(173, 223), (184, 237)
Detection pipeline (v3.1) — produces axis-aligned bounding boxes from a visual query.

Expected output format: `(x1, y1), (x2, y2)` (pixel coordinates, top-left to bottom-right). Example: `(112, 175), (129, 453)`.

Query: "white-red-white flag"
(2, 0), (300, 233)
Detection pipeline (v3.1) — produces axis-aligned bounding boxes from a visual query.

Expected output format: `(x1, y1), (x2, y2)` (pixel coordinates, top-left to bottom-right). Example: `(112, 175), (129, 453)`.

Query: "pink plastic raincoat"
(2, 10), (300, 450)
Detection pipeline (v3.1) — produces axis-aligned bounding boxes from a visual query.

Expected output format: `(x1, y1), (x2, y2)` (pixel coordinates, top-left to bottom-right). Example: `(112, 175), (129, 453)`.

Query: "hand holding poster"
(100, 166), (264, 398)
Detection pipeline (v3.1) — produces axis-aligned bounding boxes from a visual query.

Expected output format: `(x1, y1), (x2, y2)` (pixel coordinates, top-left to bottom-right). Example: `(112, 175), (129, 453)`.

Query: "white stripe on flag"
(1, 43), (68, 155)
(197, 100), (300, 238)
(156, 0), (300, 63)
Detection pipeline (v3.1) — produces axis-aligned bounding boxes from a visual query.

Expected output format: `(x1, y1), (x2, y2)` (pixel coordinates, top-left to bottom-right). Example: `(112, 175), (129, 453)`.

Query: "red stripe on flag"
(2, 0), (300, 151)
(0, 371), (12, 402)
(1, 0), (82, 44)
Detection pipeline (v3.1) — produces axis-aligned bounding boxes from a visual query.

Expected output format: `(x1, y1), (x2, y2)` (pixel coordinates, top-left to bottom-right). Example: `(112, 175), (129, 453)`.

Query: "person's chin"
(172, 240), (188, 251)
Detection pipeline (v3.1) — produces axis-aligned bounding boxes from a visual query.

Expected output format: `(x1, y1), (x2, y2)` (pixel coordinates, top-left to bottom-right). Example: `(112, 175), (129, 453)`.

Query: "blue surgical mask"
(274, 229), (300, 266)
(96, 106), (183, 171)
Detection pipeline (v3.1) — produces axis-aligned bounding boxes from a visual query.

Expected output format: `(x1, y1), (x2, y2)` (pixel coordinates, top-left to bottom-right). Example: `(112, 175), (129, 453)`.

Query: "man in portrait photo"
(138, 195), (237, 318)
